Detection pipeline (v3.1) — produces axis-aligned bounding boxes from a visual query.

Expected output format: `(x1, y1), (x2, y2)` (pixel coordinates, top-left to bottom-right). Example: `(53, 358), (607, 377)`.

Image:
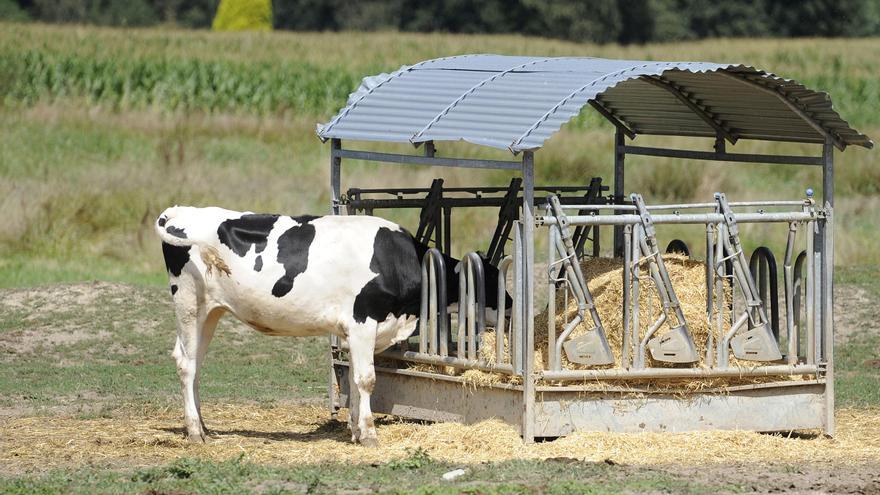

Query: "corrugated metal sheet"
(317, 54), (872, 152)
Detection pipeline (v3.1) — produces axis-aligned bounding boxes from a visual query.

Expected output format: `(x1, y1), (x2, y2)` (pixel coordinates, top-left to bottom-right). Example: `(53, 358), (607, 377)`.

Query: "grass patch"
(0, 27), (879, 281)
(0, 284), (327, 413)
(834, 266), (880, 407)
(0, 456), (736, 495)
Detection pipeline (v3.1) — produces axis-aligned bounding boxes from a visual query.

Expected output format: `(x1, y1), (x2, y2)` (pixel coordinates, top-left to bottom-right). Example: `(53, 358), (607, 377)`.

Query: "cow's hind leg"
(347, 320), (379, 447)
(171, 289), (221, 443)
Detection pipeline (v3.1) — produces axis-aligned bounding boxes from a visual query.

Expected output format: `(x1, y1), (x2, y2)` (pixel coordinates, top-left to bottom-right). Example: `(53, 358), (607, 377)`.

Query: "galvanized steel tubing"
(537, 198), (827, 380)
(419, 248), (448, 356)
(458, 252), (487, 361)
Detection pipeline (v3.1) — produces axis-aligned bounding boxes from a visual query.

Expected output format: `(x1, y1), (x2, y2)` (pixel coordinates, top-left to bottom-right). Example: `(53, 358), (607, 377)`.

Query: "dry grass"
(1, 404), (877, 474)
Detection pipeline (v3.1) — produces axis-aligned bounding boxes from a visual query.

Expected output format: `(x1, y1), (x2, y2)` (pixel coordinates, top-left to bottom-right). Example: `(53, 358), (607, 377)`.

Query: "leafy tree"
(0, 0), (30, 21)
(212, 0), (272, 31)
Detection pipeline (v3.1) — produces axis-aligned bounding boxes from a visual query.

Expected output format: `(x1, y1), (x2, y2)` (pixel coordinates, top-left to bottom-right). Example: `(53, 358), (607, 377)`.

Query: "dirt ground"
(0, 403), (878, 493)
(1, 281), (878, 494)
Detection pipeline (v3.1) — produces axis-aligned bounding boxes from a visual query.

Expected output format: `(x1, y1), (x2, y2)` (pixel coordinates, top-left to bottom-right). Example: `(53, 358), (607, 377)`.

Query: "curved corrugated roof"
(317, 54), (872, 153)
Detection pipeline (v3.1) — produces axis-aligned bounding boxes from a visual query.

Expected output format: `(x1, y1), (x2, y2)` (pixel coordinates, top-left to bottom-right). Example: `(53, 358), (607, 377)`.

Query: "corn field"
(0, 24), (878, 127)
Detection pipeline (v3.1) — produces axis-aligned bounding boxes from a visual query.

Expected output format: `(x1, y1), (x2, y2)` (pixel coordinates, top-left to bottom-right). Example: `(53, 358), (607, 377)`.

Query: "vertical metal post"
(805, 219), (815, 365)
(328, 138), (342, 417)
(823, 140), (834, 208)
(824, 203), (835, 436)
(547, 224), (557, 372)
(613, 128), (625, 257)
(715, 223), (727, 367)
(783, 223), (798, 365)
(622, 224), (632, 367)
(521, 151), (536, 443)
(705, 223), (715, 367)
(443, 206), (452, 255)
(631, 225), (641, 368)
(330, 139), (342, 215)
(822, 137), (835, 436)
(512, 222), (523, 372)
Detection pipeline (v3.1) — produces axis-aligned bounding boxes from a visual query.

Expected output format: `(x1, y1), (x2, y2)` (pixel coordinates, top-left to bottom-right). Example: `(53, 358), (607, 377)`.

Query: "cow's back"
(159, 209), (422, 341)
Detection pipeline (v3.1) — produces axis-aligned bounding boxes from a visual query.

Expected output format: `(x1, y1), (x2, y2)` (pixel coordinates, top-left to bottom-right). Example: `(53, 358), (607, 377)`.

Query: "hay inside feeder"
(413, 256), (797, 390)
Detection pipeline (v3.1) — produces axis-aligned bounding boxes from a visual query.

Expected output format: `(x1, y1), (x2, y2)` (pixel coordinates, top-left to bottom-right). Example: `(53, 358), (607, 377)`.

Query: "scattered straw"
(1, 405), (877, 473)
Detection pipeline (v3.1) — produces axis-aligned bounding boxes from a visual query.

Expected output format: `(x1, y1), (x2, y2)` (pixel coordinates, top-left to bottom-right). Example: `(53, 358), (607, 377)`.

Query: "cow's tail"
(155, 206), (207, 248)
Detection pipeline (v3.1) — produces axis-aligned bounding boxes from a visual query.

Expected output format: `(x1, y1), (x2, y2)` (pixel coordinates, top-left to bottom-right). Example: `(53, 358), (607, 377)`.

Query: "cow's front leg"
(347, 321), (379, 447)
(347, 357), (361, 443)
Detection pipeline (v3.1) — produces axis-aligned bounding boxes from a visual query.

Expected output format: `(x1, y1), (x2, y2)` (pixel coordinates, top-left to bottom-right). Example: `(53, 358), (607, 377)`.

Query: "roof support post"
(716, 71), (846, 151)
(328, 138), (343, 421)
(822, 138), (834, 207)
(613, 128), (626, 257)
(821, 135), (835, 436)
(521, 150), (536, 444)
(640, 75), (737, 144)
(330, 138), (342, 215)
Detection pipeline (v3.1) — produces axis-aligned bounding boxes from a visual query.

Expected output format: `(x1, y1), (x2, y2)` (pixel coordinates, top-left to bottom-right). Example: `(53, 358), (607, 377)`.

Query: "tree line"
(3, 0), (878, 43)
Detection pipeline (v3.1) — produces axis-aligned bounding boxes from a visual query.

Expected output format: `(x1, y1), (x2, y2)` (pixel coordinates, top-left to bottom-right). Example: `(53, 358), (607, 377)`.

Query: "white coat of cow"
(156, 206), (423, 447)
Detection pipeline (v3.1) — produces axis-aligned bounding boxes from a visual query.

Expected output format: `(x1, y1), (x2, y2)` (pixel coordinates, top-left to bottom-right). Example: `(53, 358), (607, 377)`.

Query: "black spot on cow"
(166, 226), (188, 239)
(162, 242), (191, 277)
(217, 214), (279, 257)
(157, 216), (167, 227)
(353, 227), (422, 324)
(254, 255), (263, 272)
(271, 216), (319, 298)
(170, 284), (178, 296)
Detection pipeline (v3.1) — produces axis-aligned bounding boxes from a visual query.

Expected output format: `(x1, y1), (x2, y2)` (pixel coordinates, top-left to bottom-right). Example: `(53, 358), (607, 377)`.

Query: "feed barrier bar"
(621, 145), (824, 166)
(333, 148), (522, 170)
(539, 211), (817, 226)
(541, 364), (820, 381)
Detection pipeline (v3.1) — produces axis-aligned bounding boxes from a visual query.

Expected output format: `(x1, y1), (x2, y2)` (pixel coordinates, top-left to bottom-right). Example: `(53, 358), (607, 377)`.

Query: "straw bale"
(1, 404), (877, 473)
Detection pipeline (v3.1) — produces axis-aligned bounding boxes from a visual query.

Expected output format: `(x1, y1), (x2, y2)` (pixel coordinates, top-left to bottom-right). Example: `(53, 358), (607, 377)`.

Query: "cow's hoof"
(360, 436), (379, 448)
(187, 432), (207, 443)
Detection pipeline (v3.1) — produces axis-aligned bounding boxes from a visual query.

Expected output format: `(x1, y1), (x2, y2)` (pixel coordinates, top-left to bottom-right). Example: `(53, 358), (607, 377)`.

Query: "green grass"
(0, 455), (740, 495)
(0, 284), (327, 413)
(834, 266), (880, 407)
(1, 26), (878, 283)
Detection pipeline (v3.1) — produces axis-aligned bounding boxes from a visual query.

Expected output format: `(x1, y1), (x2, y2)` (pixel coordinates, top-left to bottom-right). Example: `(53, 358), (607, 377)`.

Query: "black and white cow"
(156, 206), (507, 447)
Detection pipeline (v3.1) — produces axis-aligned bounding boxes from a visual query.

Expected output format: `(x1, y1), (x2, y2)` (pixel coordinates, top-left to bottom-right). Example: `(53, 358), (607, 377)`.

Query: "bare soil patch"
(0, 281), (151, 355)
(835, 285), (879, 344)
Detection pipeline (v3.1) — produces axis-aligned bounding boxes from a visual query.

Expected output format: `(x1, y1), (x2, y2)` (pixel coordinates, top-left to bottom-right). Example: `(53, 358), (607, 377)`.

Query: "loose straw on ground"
(1, 404), (877, 473)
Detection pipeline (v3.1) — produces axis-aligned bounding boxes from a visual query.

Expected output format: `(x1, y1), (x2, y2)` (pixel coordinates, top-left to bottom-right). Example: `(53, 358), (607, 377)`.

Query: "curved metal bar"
(496, 256), (514, 364)
(793, 249), (808, 361)
(783, 223), (798, 365)
(715, 71), (846, 151)
(749, 246), (780, 340)
(459, 252), (487, 360)
(420, 248), (448, 356)
(639, 75), (737, 144)
(666, 239), (691, 257)
(412, 57), (563, 142)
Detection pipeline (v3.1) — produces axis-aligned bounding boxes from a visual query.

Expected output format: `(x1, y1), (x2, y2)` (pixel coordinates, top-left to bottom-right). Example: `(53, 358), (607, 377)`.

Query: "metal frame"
(326, 91), (840, 441)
